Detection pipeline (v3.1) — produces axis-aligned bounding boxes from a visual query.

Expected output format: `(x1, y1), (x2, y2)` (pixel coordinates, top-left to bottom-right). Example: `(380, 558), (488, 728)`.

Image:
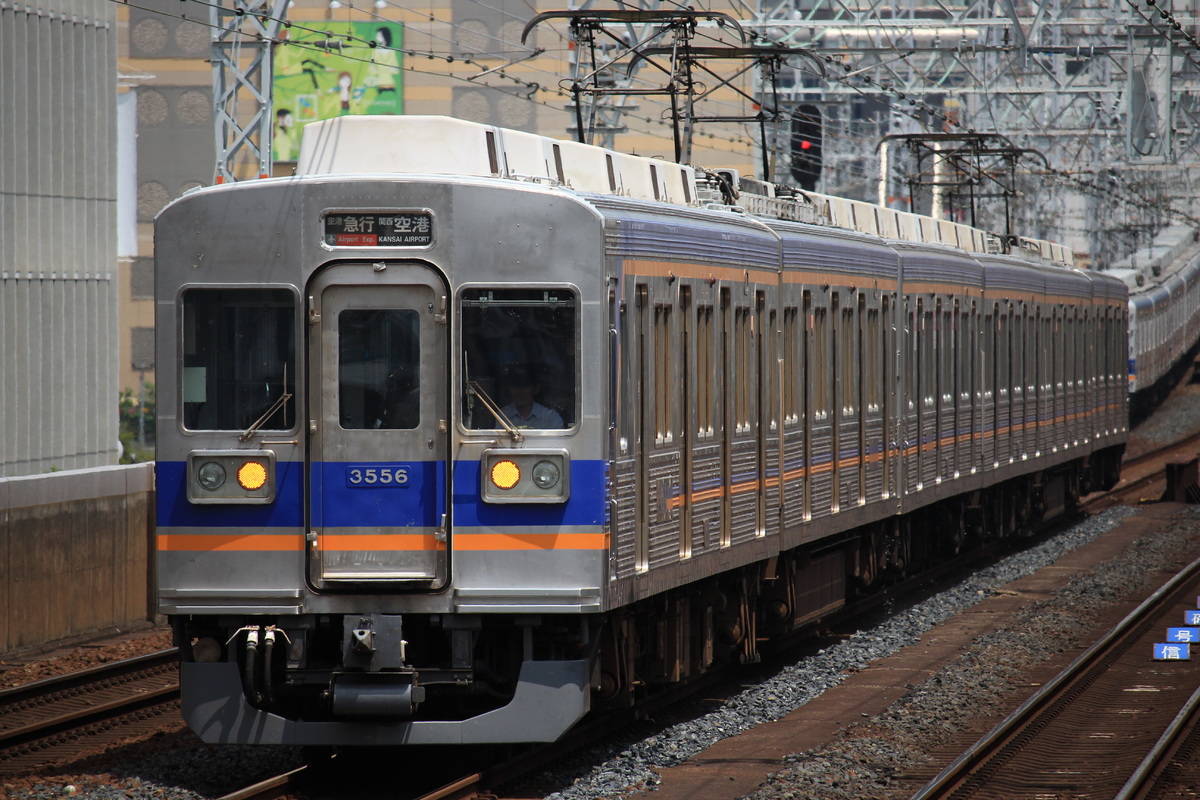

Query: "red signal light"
(800, 140), (813, 150)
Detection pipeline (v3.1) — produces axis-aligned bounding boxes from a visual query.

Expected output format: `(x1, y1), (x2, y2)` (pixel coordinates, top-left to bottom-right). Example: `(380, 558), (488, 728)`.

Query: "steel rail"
(909, 554), (1200, 800)
(0, 648), (181, 758)
(1114, 682), (1200, 799)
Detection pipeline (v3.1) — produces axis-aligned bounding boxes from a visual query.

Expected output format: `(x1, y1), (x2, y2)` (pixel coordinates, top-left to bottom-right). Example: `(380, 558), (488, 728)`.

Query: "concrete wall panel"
(0, 0), (120, 479)
(0, 464), (154, 655)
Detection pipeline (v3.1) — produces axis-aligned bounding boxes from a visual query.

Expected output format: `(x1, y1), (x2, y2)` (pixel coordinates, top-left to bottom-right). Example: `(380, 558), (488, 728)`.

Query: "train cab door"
(306, 262), (449, 589)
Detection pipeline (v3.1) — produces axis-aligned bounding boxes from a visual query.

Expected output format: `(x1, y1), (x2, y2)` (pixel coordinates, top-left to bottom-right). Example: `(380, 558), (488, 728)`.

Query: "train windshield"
(338, 309), (420, 429)
(181, 288), (296, 431)
(461, 288), (576, 430)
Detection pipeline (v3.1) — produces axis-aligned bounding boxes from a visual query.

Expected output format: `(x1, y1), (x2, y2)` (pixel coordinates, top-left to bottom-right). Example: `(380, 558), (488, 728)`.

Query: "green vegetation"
(119, 384), (156, 463)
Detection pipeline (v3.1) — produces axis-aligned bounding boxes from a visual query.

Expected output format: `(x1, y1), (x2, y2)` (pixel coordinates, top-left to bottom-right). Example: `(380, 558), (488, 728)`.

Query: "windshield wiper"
(468, 379), (523, 443)
(241, 364), (293, 442)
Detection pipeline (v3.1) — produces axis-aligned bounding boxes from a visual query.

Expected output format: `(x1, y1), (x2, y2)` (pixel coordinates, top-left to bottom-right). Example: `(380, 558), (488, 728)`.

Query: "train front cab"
(157, 178), (610, 747)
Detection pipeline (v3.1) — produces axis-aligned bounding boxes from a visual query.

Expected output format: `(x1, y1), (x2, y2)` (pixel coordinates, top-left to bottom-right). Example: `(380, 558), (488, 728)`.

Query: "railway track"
(0, 649), (181, 774)
(1083, 427), (1200, 511)
(910, 553), (1200, 800)
(1113, 678), (1200, 800)
(212, 435), (1200, 800)
(209, 535), (1134, 800)
(13, 425), (1190, 798)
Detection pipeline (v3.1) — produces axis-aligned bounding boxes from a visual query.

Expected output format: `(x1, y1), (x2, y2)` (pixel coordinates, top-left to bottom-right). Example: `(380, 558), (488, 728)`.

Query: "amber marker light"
(237, 461), (269, 491)
(490, 459), (521, 490)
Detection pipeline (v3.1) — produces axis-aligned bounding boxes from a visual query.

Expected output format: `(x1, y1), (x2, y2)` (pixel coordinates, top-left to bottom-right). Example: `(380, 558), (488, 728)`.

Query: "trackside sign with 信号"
(1155, 642), (1191, 660)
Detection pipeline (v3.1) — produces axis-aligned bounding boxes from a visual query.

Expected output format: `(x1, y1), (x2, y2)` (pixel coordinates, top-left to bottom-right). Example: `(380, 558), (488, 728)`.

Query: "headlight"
(197, 461), (227, 491)
(532, 460), (561, 489)
(188, 450), (276, 504)
(490, 459), (521, 490)
(481, 449), (569, 504)
(237, 461), (269, 490)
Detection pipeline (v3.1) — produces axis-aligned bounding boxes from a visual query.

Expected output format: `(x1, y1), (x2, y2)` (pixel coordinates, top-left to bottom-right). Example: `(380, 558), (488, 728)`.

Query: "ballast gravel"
(744, 508), (1200, 800)
(539, 504), (1171, 800)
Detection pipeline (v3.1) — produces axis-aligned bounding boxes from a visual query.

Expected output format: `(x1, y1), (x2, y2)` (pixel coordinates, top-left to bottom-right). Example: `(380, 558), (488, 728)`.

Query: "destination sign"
(324, 212), (433, 247)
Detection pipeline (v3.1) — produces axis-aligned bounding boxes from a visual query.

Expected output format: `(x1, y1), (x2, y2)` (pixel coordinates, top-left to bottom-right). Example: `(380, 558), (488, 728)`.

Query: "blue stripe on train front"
(156, 459), (607, 528)
(451, 459), (606, 527)
(155, 461), (305, 527)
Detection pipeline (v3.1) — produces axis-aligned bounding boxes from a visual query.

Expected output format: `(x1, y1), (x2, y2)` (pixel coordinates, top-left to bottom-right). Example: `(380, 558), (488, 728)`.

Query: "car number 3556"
(346, 465), (410, 487)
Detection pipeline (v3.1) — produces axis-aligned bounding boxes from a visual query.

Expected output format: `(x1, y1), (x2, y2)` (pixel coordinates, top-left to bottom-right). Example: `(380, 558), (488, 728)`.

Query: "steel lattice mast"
(211, 0), (289, 183)
(738, 0), (1200, 262)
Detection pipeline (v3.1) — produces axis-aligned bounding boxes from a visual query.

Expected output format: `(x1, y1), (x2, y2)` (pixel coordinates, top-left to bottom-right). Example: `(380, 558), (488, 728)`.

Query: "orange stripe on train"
(159, 532), (608, 552)
(453, 532), (609, 550)
(157, 534), (304, 552)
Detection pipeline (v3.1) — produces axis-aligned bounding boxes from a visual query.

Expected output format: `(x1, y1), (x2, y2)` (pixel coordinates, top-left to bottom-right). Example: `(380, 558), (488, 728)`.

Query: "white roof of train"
(297, 115), (1074, 268)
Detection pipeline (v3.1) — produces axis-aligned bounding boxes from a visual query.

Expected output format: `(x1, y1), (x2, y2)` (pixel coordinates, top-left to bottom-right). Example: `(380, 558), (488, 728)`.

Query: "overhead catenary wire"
(117, 0), (1200, 227)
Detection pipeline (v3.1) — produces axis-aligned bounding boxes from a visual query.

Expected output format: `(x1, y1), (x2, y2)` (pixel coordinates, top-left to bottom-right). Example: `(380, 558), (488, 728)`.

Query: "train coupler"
(329, 672), (426, 716)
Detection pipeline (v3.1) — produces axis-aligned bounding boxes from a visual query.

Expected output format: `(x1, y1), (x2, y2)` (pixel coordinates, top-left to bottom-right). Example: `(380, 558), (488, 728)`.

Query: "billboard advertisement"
(273, 21), (404, 161)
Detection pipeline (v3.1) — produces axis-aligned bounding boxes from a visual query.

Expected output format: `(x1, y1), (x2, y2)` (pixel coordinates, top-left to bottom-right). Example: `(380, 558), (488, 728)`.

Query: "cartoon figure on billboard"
(273, 21), (404, 161)
(363, 27), (401, 112)
(273, 108), (298, 162)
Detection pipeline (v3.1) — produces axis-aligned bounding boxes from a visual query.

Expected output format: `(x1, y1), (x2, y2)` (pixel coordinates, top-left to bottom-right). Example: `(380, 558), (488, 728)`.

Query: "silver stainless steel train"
(1110, 228), (1200, 408)
(156, 115), (1132, 746)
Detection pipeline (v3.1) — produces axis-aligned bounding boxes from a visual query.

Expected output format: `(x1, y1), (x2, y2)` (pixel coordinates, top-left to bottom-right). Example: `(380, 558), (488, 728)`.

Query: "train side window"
(768, 306), (778, 430)
(181, 288), (296, 431)
(812, 305), (828, 418)
(1016, 304), (1025, 396)
(736, 306), (752, 430)
(460, 288), (577, 430)
(655, 302), (673, 443)
(997, 305), (1009, 403)
(940, 300), (952, 405)
(866, 307), (880, 412)
(904, 298), (915, 412)
(783, 307), (800, 423)
(697, 305), (714, 436)
(840, 302), (855, 415)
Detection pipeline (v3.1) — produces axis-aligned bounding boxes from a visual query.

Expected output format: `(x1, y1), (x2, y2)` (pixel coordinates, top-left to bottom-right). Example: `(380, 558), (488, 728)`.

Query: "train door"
(1037, 308), (1048, 457)
(957, 300), (972, 478)
(881, 295), (894, 499)
(991, 304), (1005, 467)
(802, 291), (814, 521)
(1051, 307), (1062, 452)
(914, 299), (932, 490)
(856, 294), (867, 504)
(830, 292), (841, 513)
(635, 284), (650, 571)
(904, 296), (919, 494)
(307, 262), (448, 588)
(680, 286), (694, 559)
(834, 291), (862, 509)
(936, 299), (949, 481)
(757, 291), (770, 535)
(780, 304), (799, 523)
(1012, 304), (1025, 461)
(720, 288), (733, 546)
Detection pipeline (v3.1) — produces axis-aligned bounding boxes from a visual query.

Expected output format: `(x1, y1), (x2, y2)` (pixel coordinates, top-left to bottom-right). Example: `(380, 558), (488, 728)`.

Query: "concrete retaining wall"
(0, 463), (155, 655)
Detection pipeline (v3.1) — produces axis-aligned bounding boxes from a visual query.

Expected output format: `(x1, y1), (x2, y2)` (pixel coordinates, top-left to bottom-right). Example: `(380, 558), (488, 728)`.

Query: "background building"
(0, 0), (122, 477)
(115, 0), (765, 416)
